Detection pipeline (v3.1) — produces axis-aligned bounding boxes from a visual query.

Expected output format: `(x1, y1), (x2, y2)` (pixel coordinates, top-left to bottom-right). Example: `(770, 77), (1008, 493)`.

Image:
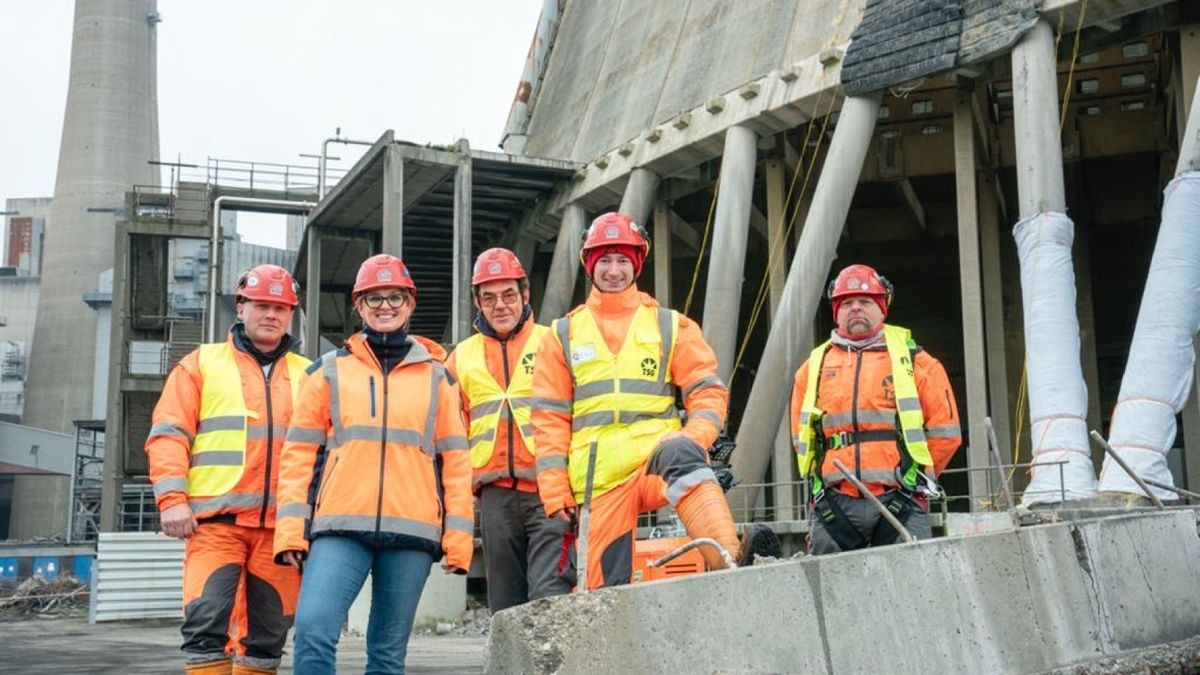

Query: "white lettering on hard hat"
(605, 226), (619, 239)
(488, 262), (502, 275)
(378, 270), (393, 282)
(268, 282), (284, 296)
(245, 275), (260, 287)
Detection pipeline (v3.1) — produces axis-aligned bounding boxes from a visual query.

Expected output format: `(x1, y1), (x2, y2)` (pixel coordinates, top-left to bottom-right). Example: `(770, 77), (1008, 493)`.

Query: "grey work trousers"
(809, 489), (932, 555)
(479, 484), (574, 612)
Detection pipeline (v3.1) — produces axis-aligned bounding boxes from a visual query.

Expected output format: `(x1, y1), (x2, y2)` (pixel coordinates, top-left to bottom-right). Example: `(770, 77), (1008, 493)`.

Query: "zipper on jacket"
(851, 349), (863, 482)
(259, 362), (276, 528)
(376, 362), (389, 544)
(501, 338), (516, 487)
(369, 376), (377, 418)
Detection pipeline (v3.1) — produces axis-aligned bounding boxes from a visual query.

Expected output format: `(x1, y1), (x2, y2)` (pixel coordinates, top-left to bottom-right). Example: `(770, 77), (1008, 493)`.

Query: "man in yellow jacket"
(145, 264), (309, 675)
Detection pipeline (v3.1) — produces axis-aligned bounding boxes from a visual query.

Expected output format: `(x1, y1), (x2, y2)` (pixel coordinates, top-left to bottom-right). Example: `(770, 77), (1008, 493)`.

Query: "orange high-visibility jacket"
(446, 317), (546, 494)
(145, 333), (312, 528)
(532, 286), (729, 518)
(789, 333), (961, 497)
(273, 333), (474, 571)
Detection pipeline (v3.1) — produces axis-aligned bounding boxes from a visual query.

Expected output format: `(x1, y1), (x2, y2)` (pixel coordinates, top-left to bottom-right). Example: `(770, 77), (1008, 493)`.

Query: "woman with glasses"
(274, 254), (473, 673)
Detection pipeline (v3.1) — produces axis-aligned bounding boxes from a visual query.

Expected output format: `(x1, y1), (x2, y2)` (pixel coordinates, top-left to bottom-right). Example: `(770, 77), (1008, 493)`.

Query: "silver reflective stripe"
(277, 502), (312, 519)
(514, 467), (537, 481)
(246, 424), (289, 441)
(335, 425), (424, 447)
(508, 396), (532, 409)
(469, 400), (504, 418)
(796, 440), (809, 455)
(665, 466), (717, 506)
(619, 379), (673, 396)
(519, 424), (534, 437)
(572, 411), (615, 431)
(532, 397), (571, 414)
(905, 428), (927, 444)
(822, 410), (897, 428)
(821, 468), (897, 486)
(424, 365), (442, 453)
(576, 380), (615, 400)
(689, 410), (722, 427)
(537, 455), (568, 472)
(197, 416), (244, 434)
(324, 357), (344, 437)
(897, 397), (922, 412)
(436, 435), (469, 453)
(149, 422), (193, 443)
(286, 427), (326, 444)
(618, 409), (677, 425)
(469, 429), (496, 447)
(681, 374), (725, 398)
(311, 514), (441, 540)
(189, 451), (243, 467)
(555, 319), (573, 383)
(799, 412), (812, 424)
(189, 492), (272, 512)
(472, 471), (507, 489)
(445, 515), (474, 534)
(926, 425), (961, 439)
(152, 477), (188, 498)
(656, 308), (673, 384)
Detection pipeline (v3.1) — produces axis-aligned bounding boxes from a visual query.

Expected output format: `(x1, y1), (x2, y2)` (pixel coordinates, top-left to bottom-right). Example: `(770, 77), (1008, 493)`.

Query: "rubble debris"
(0, 576), (89, 619)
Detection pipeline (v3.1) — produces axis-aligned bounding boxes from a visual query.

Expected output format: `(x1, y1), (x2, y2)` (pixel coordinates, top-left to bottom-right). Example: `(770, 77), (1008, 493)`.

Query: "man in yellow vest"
(146, 264), (311, 674)
(791, 264), (961, 554)
(446, 248), (573, 612)
(533, 212), (778, 590)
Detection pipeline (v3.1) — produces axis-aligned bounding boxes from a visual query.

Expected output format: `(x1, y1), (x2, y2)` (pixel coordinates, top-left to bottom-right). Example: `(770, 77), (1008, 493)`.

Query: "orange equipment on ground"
(630, 537), (705, 584)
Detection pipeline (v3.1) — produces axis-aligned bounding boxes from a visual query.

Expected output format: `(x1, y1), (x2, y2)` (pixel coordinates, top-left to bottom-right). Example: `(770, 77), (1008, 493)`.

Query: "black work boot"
(737, 523), (782, 566)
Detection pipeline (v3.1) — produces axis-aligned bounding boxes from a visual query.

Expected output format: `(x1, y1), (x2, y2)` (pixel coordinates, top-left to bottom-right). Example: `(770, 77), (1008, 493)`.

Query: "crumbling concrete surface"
(487, 511), (1200, 674)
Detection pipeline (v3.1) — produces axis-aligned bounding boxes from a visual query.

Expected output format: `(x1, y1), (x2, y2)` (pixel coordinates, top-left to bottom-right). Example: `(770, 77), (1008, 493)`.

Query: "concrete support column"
(1012, 20), (1066, 215)
(1181, 30), (1200, 489)
(652, 200), (672, 307)
(540, 203), (587, 320)
(703, 124), (758, 382)
(100, 223), (129, 532)
(452, 141), (473, 344)
(619, 168), (660, 226)
(730, 93), (883, 512)
(978, 171), (1012, 464)
(764, 158), (788, 317)
(953, 90), (990, 507)
(382, 144), (404, 257)
(304, 226), (322, 359)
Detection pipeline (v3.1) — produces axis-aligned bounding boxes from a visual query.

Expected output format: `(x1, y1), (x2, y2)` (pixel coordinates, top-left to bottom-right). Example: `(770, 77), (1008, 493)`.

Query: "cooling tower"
(23, 0), (160, 432)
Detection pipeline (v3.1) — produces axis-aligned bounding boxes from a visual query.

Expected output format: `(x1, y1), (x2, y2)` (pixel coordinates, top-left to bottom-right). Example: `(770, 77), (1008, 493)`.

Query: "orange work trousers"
(181, 522), (300, 668)
(579, 462), (670, 590)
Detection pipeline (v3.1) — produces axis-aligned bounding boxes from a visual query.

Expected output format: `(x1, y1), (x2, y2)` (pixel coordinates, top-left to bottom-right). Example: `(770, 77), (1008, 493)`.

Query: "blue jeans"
(292, 536), (433, 674)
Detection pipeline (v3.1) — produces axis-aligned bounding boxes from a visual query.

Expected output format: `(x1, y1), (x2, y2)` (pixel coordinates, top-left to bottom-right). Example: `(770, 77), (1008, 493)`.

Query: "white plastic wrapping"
(1098, 172), (1200, 499)
(1013, 211), (1099, 504)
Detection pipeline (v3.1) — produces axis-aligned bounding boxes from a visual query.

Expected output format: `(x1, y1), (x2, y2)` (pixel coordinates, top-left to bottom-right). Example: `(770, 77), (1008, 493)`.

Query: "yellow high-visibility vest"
(455, 324), (549, 469)
(189, 342), (308, 497)
(554, 304), (681, 502)
(794, 324), (932, 490)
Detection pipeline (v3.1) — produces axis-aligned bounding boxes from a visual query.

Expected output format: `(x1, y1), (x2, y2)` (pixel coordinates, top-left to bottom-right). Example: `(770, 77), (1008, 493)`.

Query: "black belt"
(825, 429), (897, 449)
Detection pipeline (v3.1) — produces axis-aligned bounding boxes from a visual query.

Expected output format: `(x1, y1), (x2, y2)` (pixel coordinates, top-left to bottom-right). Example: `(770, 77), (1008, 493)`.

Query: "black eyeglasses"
(362, 293), (408, 309)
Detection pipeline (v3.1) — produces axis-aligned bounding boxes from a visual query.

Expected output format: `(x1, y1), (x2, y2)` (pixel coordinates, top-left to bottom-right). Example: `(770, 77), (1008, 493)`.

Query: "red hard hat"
(578, 212), (650, 268)
(471, 247), (526, 286)
(353, 254), (416, 300)
(827, 264), (893, 311)
(236, 264), (299, 307)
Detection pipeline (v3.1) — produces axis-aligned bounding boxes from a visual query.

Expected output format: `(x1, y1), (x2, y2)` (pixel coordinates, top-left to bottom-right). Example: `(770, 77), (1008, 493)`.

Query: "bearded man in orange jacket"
(532, 212), (777, 590)
(791, 264), (962, 554)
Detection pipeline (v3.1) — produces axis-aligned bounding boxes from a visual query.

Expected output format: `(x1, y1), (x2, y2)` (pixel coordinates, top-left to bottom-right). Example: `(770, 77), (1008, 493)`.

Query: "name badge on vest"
(571, 343), (597, 366)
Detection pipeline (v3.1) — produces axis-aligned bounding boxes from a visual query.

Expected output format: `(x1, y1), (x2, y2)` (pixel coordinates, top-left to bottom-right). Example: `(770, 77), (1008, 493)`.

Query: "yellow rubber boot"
(674, 481), (741, 570)
(185, 659), (232, 675)
(231, 663), (276, 675)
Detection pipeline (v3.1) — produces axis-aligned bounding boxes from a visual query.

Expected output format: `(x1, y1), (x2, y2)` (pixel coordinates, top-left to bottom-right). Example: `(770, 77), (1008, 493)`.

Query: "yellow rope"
(1059, 0), (1089, 131)
(682, 165), (722, 317)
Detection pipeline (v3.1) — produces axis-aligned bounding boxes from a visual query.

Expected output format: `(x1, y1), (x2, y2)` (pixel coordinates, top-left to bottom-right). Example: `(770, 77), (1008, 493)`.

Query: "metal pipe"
(1089, 430), (1165, 509)
(832, 459), (916, 543)
(649, 537), (738, 570)
(207, 196), (315, 342)
(1142, 478), (1200, 501)
(985, 417), (1020, 528)
(318, 135), (374, 199)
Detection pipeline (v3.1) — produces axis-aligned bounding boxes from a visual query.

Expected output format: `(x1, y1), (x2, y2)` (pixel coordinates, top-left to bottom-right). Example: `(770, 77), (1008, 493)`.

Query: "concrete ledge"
(486, 511), (1200, 674)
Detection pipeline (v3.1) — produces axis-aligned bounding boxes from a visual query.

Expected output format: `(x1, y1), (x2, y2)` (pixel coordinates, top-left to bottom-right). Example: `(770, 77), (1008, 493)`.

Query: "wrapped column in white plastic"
(1098, 173), (1200, 498)
(1013, 212), (1098, 504)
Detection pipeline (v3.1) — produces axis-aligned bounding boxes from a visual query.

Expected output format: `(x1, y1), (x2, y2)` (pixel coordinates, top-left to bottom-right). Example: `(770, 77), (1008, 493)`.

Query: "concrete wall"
(347, 564), (467, 633)
(0, 276), (41, 420)
(488, 511), (1200, 674)
(8, 475), (70, 540)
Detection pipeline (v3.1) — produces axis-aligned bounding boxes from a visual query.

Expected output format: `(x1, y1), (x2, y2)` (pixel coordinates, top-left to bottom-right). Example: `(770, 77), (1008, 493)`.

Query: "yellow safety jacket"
(554, 304), (682, 501)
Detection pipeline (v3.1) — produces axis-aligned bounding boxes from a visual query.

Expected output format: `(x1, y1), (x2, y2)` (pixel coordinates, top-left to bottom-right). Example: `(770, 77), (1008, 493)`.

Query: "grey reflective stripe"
(514, 466), (537, 481)
(576, 380), (615, 400)
(681, 374), (725, 398)
(312, 514), (441, 541)
(572, 411), (615, 431)
(619, 379), (673, 397)
(473, 467), (540, 489)
(665, 466), (717, 506)
(799, 412), (812, 425)
(555, 319), (573, 383)
(196, 416), (244, 434)
(189, 492), (272, 512)
(519, 424), (534, 437)
(149, 422), (193, 443)
(905, 428), (927, 444)
(436, 435), (469, 452)
(532, 397), (571, 414)
(324, 357), (344, 437)
(689, 410), (723, 427)
(189, 451), (243, 467)
(573, 409), (677, 431)
(469, 429), (496, 447)
(897, 397), (922, 412)
(796, 440), (809, 455)
(508, 396), (532, 409)
(925, 425), (961, 439)
(536, 455), (568, 472)
(821, 468), (897, 486)
(822, 410), (897, 428)
(445, 515), (474, 534)
(469, 400), (504, 418)
(656, 308), (673, 384)
(335, 425), (424, 447)
(286, 427), (326, 444)
(277, 502), (312, 519)
(152, 477), (189, 498)
(618, 409), (677, 425)
(246, 424), (289, 441)
(424, 365), (442, 453)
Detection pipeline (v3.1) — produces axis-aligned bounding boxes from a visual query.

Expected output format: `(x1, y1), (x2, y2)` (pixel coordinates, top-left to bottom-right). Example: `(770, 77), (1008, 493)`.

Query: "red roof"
(0, 462), (64, 475)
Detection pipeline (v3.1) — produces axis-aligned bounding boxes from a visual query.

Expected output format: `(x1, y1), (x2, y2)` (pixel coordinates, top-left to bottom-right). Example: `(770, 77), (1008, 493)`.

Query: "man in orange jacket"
(447, 248), (573, 611)
(533, 212), (776, 590)
(791, 264), (961, 554)
(145, 264), (311, 675)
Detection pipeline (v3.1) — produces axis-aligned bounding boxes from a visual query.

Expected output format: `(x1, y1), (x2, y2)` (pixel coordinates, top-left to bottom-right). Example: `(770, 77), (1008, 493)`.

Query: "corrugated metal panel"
(90, 532), (183, 623)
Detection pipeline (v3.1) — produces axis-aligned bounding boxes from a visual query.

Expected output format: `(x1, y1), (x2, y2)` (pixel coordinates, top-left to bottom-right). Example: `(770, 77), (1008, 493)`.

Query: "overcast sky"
(0, 0), (542, 250)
